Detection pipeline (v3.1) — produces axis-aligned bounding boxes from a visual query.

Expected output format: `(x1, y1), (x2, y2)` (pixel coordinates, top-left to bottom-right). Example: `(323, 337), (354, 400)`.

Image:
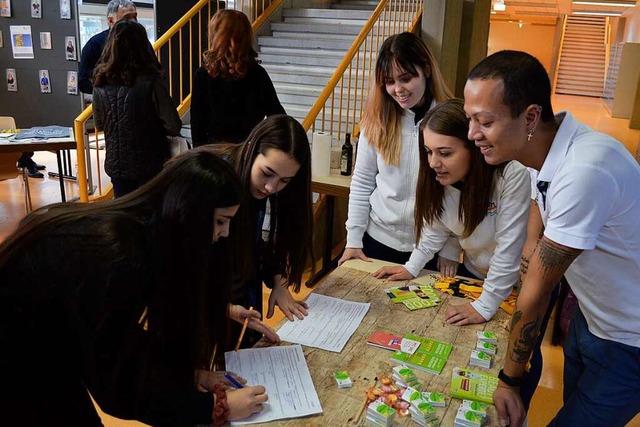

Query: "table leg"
(47, 149), (77, 181)
(306, 195), (340, 286)
(56, 150), (66, 202)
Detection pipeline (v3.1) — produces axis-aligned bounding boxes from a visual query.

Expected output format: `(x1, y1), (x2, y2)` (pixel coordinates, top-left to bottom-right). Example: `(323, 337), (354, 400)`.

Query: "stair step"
(284, 16), (369, 26)
(260, 52), (343, 67)
(271, 30), (358, 41)
(259, 35), (354, 51)
(271, 22), (363, 36)
(260, 46), (348, 58)
(283, 8), (372, 20)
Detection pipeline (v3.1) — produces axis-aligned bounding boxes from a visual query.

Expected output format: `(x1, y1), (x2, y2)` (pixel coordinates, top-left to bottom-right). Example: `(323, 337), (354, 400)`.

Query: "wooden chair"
(0, 116), (33, 214)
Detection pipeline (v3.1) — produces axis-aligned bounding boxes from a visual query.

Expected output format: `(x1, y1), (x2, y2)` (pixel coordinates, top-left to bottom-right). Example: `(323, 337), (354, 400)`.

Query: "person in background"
(17, 152), (46, 178)
(0, 149), (267, 426)
(208, 115), (313, 345)
(190, 9), (285, 147)
(464, 50), (640, 427)
(338, 32), (458, 275)
(93, 20), (181, 198)
(78, 0), (137, 95)
(373, 98), (530, 325)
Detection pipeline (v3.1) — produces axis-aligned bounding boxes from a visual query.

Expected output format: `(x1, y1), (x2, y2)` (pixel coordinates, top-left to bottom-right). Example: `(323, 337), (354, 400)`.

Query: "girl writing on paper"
(373, 99), (531, 326)
(208, 114), (314, 346)
(93, 19), (181, 198)
(338, 32), (458, 275)
(0, 150), (267, 426)
(191, 9), (285, 147)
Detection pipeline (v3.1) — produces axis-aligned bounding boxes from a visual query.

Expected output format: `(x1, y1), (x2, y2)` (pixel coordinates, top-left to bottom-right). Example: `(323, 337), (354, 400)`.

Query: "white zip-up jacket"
(404, 161), (531, 320)
(345, 105), (460, 260)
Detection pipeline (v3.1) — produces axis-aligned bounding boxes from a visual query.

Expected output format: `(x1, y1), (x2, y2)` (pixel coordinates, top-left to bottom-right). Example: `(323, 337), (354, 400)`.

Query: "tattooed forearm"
(518, 255), (529, 288)
(537, 238), (581, 279)
(510, 310), (541, 363)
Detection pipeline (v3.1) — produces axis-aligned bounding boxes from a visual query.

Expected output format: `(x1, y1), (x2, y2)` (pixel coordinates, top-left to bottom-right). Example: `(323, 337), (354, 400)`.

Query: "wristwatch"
(498, 369), (523, 387)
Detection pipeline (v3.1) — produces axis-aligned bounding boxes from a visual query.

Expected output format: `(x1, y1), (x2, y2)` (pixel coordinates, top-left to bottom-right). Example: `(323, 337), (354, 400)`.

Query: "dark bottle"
(340, 132), (353, 176)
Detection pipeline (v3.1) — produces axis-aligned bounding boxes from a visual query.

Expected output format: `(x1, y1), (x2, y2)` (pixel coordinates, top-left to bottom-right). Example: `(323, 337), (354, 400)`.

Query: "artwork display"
(66, 70), (77, 95)
(6, 68), (17, 91)
(1, 0), (11, 18)
(65, 36), (76, 60)
(59, 0), (70, 19)
(40, 32), (51, 49)
(10, 26), (34, 59)
(31, 0), (41, 18)
(0, 30), (3, 48)
(39, 69), (51, 93)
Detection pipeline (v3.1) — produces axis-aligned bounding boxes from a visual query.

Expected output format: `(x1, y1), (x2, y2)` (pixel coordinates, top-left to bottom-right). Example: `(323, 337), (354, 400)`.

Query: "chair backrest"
(0, 152), (20, 181)
(0, 116), (16, 131)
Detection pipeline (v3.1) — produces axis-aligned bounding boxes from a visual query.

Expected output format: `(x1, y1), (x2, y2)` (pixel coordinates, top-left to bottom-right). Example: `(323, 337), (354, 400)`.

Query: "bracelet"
(498, 369), (523, 387)
(212, 383), (230, 426)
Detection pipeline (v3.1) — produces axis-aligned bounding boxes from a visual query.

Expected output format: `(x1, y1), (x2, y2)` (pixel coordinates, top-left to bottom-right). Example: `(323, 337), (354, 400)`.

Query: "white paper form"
(276, 293), (370, 352)
(225, 345), (322, 425)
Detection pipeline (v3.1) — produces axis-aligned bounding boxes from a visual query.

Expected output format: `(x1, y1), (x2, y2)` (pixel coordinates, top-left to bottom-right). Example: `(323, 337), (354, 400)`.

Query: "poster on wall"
(65, 36), (76, 60)
(6, 68), (17, 92)
(66, 71), (77, 95)
(0, 30), (3, 48)
(1, 0), (11, 18)
(40, 32), (51, 49)
(39, 69), (51, 93)
(60, 0), (71, 19)
(10, 26), (35, 59)
(31, 0), (41, 18)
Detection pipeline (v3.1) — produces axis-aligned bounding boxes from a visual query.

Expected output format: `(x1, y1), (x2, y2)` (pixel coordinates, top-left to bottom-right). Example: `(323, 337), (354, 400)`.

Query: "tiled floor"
(1, 95), (639, 426)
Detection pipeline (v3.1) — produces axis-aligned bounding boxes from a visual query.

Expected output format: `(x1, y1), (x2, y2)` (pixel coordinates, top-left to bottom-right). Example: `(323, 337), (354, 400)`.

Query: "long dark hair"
(0, 148), (243, 383)
(415, 99), (505, 240)
(208, 115), (314, 292)
(93, 19), (161, 87)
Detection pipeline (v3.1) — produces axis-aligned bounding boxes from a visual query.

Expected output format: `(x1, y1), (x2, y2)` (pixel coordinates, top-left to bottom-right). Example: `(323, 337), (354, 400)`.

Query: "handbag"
(167, 135), (191, 157)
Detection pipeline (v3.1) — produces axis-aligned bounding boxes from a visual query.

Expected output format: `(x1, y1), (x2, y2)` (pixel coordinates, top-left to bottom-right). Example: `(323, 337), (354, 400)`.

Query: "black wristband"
(498, 369), (522, 387)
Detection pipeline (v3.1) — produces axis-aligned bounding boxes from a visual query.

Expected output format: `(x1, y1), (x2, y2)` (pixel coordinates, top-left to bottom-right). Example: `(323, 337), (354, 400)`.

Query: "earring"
(527, 127), (535, 142)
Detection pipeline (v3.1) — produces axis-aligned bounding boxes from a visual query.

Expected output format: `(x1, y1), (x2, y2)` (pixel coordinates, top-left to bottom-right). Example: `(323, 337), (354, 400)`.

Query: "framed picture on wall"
(31, 0), (41, 18)
(10, 25), (35, 59)
(65, 36), (76, 60)
(39, 69), (51, 93)
(59, 0), (71, 19)
(1, 0), (11, 18)
(6, 68), (17, 92)
(40, 32), (51, 49)
(0, 30), (3, 48)
(67, 71), (77, 95)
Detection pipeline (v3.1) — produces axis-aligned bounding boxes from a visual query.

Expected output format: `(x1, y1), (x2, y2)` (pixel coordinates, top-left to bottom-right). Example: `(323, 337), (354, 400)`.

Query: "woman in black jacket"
(0, 150), (267, 426)
(190, 9), (285, 147)
(93, 19), (182, 198)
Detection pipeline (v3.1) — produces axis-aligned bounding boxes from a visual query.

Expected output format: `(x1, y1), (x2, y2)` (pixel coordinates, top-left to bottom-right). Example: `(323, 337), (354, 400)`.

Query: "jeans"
(548, 306), (640, 426)
(362, 232), (439, 271)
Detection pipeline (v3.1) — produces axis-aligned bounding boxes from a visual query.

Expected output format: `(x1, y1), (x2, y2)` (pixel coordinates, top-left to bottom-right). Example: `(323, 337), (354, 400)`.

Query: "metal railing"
(73, 0), (282, 202)
(301, 0), (423, 138)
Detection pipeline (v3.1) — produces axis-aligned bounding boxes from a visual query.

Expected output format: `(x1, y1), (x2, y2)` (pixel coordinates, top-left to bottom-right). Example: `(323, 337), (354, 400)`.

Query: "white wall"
(622, 4), (640, 43)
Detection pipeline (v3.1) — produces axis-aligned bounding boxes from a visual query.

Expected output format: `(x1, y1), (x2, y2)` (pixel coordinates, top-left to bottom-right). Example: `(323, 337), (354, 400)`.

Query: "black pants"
(362, 232), (439, 271)
(17, 152), (35, 168)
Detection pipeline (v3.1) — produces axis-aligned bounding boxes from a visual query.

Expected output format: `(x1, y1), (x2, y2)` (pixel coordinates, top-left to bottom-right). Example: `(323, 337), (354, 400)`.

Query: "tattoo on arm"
(518, 256), (529, 288)
(537, 238), (581, 280)
(510, 310), (541, 363)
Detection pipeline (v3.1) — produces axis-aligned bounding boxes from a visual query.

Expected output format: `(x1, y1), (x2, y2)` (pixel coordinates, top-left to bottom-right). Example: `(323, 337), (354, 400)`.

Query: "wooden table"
(308, 170), (352, 286)
(0, 129), (77, 202)
(251, 260), (511, 426)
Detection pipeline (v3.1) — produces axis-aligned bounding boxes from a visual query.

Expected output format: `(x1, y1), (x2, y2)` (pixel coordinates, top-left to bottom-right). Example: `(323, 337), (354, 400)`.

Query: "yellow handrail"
(301, 0), (422, 136)
(74, 0), (282, 202)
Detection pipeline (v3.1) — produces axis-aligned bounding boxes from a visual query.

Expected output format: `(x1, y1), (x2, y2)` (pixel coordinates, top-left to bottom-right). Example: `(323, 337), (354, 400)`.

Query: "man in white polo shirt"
(464, 50), (640, 427)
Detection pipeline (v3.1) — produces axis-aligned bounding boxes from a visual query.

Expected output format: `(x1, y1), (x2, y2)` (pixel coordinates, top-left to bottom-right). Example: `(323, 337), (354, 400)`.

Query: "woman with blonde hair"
(339, 32), (457, 274)
(191, 9), (284, 146)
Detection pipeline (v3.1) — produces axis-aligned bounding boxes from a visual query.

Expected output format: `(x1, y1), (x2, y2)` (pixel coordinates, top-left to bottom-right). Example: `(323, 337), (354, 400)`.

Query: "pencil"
(354, 376), (377, 424)
(235, 306), (253, 351)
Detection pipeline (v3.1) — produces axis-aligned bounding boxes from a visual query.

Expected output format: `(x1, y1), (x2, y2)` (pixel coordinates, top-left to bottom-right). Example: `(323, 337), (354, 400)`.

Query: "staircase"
(555, 15), (607, 98)
(258, 0), (378, 135)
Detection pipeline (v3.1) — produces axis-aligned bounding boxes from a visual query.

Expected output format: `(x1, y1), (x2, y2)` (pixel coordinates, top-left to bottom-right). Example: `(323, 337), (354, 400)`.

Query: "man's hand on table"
(229, 304), (281, 343)
(372, 265), (413, 280)
(338, 248), (370, 265)
(445, 302), (487, 325)
(437, 256), (459, 278)
(493, 382), (526, 427)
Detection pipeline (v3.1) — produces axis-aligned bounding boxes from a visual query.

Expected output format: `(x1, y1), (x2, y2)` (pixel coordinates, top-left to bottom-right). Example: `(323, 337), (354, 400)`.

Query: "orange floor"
(1, 95), (639, 426)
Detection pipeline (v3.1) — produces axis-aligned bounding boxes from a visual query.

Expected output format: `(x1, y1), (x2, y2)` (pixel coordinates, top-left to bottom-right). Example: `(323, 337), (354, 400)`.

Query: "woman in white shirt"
(338, 32), (456, 273)
(374, 99), (530, 325)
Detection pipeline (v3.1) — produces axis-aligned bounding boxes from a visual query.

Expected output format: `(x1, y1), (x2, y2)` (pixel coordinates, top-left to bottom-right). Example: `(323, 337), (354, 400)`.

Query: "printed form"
(276, 293), (370, 352)
(225, 345), (322, 424)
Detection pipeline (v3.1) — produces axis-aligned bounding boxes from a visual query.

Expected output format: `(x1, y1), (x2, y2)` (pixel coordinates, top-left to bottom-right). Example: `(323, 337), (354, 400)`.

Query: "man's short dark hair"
(468, 50), (554, 122)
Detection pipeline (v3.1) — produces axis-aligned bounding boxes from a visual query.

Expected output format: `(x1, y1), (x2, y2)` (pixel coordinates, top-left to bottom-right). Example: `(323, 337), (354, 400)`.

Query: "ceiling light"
(518, 20), (524, 28)
(572, 1), (635, 6)
(493, 1), (507, 11)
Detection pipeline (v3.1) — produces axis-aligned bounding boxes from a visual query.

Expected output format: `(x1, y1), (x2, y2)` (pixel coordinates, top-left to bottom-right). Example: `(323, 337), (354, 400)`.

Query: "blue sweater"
(79, 29), (109, 94)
